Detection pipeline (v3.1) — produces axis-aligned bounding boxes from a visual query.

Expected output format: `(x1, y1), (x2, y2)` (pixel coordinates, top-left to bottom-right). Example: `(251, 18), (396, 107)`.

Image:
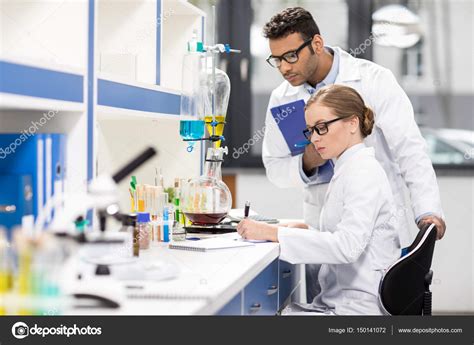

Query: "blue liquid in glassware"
(180, 120), (205, 140)
(180, 120), (205, 152)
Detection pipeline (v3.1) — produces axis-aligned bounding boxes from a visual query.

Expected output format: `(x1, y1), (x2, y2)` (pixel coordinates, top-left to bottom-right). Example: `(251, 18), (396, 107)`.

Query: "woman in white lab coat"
(237, 85), (401, 315)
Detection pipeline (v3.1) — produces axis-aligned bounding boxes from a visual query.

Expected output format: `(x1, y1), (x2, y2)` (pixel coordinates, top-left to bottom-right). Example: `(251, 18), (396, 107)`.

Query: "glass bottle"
(180, 32), (207, 153)
(137, 213), (151, 250)
(119, 214), (137, 258)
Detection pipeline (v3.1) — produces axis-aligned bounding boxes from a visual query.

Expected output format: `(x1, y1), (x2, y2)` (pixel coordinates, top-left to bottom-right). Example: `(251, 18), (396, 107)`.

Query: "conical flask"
(181, 147), (232, 224)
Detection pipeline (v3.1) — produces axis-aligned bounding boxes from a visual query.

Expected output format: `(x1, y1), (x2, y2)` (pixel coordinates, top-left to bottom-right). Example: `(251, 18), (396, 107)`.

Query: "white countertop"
(64, 239), (280, 315)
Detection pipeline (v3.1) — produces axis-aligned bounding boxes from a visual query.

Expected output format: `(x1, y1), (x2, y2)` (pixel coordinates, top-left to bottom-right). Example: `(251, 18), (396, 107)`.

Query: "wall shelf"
(97, 105), (179, 121)
(0, 0), (206, 229)
(0, 60), (84, 105)
(0, 60), (85, 134)
(0, 93), (85, 114)
(97, 78), (180, 115)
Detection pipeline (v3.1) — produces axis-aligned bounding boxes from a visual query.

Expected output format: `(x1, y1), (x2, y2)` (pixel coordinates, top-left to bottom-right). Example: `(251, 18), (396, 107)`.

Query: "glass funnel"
(204, 67), (230, 148)
(181, 147), (232, 225)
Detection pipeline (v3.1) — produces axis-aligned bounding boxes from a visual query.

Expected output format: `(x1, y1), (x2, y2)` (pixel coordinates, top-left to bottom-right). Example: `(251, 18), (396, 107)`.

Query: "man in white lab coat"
(261, 7), (446, 300)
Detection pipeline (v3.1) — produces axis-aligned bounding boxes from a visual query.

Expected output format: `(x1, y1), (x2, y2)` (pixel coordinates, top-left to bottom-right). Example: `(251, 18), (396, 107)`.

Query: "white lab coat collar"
(333, 143), (372, 178)
(280, 46), (361, 98)
(278, 80), (299, 97)
(333, 47), (362, 83)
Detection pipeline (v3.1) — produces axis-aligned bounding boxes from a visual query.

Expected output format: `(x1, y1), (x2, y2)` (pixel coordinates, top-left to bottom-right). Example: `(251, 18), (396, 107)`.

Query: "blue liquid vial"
(180, 120), (205, 140)
(180, 120), (205, 152)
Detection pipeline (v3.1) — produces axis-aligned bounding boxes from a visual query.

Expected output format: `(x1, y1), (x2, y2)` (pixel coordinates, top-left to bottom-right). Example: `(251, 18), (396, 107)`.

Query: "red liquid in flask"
(184, 212), (227, 225)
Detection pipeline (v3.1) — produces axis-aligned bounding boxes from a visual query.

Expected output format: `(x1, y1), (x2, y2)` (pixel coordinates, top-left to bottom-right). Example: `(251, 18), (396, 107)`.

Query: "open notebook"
(169, 238), (255, 252)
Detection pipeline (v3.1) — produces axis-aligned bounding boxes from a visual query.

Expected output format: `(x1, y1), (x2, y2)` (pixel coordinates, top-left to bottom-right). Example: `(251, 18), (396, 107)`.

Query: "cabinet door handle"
(282, 270), (292, 279)
(267, 285), (278, 296)
(0, 205), (16, 213)
(249, 303), (262, 313)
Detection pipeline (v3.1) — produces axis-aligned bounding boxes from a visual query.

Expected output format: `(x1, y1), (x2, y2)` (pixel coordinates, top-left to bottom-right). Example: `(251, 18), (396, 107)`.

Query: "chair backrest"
(379, 223), (437, 315)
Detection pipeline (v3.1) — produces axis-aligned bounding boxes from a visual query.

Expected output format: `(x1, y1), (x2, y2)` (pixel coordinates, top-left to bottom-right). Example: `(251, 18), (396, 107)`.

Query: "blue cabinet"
(216, 291), (242, 315)
(243, 259), (279, 315)
(278, 260), (294, 309)
(214, 259), (299, 315)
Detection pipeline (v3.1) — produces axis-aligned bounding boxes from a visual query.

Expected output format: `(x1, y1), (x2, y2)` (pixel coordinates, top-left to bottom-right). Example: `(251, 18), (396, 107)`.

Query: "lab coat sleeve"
(373, 69), (444, 219)
(262, 93), (307, 189)
(299, 160), (334, 185)
(278, 165), (384, 265)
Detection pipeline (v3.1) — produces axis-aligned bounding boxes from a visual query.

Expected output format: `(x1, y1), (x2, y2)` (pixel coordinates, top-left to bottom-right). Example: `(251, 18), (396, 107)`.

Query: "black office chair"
(379, 223), (437, 315)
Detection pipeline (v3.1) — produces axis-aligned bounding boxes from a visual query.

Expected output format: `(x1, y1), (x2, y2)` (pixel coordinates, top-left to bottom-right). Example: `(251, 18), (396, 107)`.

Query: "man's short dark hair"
(263, 7), (320, 40)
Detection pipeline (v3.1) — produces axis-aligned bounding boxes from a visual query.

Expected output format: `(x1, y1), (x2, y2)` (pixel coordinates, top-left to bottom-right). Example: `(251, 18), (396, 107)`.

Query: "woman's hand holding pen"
(237, 219), (279, 242)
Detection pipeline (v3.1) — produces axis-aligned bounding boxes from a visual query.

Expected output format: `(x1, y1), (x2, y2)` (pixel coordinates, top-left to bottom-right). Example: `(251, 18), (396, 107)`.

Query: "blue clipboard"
(270, 99), (310, 156)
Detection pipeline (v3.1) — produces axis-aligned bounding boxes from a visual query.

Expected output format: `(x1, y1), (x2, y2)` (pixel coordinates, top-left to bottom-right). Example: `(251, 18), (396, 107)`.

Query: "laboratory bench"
(63, 238), (303, 316)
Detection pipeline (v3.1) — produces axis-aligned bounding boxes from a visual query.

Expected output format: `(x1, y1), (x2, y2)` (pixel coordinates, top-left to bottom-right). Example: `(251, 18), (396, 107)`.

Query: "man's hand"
(302, 143), (327, 175)
(418, 215), (446, 240)
(237, 219), (279, 242)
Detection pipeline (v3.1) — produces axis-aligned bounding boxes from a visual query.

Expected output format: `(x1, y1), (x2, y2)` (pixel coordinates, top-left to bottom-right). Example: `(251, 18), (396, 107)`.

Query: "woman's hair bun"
(361, 106), (375, 137)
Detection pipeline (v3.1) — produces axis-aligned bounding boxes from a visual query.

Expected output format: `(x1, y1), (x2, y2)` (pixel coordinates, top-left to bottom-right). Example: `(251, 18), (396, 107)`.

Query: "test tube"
(180, 179), (188, 225)
(129, 188), (136, 213)
(34, 233), (63, 315)
(154, 187), (164, 242)
(137, 184), (145, 212)
(157, 192), (168, 242)
(163, 206), (170, 243)
(145, 184), (155, 243)
(174, 179), (181, 224)
(12, 229), (34, 315)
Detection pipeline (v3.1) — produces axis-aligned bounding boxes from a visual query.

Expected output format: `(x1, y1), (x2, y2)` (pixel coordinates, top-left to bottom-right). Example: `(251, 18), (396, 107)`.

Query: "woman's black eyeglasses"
(303, 117), (345, 140)
(266, 37), (313, 68)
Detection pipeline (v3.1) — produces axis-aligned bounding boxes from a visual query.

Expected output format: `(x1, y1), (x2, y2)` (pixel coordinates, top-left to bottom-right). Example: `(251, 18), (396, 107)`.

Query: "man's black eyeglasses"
(266, 37), (313, 68)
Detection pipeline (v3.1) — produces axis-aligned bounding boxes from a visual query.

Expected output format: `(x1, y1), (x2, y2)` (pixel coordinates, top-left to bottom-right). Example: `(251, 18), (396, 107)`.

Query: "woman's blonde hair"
(305, 84), (375, 137)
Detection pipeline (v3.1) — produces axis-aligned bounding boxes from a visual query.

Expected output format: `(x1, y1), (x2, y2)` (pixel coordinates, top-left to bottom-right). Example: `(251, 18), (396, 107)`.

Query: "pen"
(294, 140), (311, 148)
(244, 201), (250, 218)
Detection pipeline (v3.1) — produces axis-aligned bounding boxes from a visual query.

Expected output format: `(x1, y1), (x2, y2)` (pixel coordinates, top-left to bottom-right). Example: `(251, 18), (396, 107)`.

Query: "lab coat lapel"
(328, 147), (371, 196)
(333, 47), (362, 84)
(282, 81), (303, 98)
